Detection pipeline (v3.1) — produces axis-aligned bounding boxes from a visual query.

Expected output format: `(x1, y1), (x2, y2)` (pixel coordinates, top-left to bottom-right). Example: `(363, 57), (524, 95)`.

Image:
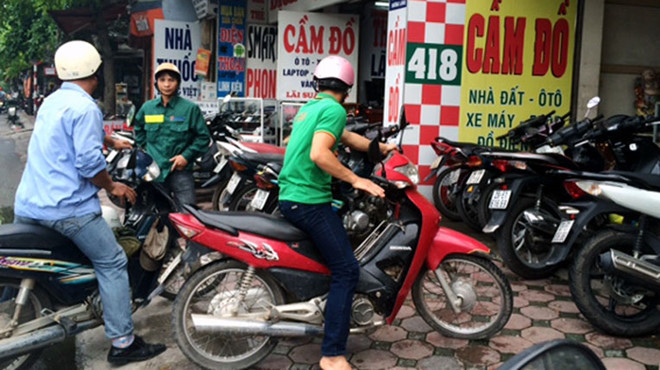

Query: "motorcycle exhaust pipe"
(599, 250), (660, 290)
(0, 320), (98, 361)
(191, 314), (323, 337)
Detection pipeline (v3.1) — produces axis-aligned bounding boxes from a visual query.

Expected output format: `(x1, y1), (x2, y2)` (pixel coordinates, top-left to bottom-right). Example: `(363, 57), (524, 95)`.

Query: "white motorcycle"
(565, 171), (660, 336)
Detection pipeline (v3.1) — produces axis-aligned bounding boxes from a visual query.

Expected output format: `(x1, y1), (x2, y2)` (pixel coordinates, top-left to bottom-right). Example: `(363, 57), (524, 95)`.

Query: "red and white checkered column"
(402, 0), (466, 199)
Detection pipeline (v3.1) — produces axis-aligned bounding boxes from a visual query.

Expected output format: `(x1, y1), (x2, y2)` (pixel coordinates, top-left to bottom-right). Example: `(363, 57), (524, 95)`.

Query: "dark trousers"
(279, 201), (360, 357)
(164, 170), (196, 206)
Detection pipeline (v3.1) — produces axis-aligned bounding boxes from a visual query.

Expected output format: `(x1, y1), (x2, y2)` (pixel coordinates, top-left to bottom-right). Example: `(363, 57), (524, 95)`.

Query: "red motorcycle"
(167, 116), (513, 369)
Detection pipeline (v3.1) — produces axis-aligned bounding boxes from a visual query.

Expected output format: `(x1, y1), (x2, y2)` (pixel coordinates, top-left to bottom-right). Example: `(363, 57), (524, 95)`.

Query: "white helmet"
(101, 206), (122, 229)
(55, 40), (102, 81)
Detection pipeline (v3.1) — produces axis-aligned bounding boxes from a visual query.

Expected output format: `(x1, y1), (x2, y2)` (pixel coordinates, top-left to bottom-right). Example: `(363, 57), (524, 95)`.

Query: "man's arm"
(72, 109), (136, 204)
(310, 132), (384, 197)
(340, 130), (398, 154)
(181, 106), (211, 163)
(172, 106), (211, 171)
(89, 170), (136, 205)
(103, 135), (132, 150)
(133, 107), (147, 148)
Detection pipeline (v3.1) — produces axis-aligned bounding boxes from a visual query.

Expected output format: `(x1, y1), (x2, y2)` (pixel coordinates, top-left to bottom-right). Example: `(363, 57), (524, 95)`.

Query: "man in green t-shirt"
(134, 63), (210, 205)
(278, 56), (396, 370)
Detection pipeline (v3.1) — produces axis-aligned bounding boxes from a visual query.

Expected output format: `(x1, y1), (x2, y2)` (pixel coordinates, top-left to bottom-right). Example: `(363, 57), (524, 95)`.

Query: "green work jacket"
(134, 95), (210, 182)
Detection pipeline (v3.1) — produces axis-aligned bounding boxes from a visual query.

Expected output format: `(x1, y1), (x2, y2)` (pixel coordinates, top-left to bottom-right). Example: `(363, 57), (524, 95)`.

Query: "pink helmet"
(314, 55), (355, 88)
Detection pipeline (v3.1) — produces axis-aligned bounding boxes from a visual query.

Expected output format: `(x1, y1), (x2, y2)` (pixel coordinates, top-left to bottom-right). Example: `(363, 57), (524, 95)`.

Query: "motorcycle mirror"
(398, 106), (408, 130)
(584, 96), (601, 118)
(367, 135), (383, 164)
(125, 105), (136, 127)
(499, 340), (604, 370)
(222, 94), (232, 104)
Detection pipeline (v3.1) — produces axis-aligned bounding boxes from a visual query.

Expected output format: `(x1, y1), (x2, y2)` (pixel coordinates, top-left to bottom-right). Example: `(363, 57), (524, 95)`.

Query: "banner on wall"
(248, 0), (267, 23)
(268, 0), (346, 24)
(458, 0), (577, 149)
(153, 20), (202, 100)
(277, 11), (360, 102)
(383, 0), (407, 126)
(246, 24), (277, 99)
(218, 0), (247, 98)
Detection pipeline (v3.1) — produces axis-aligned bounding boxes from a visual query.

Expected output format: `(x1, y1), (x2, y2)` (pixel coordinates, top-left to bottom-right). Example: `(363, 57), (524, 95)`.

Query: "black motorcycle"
(485, 112), (660, 279)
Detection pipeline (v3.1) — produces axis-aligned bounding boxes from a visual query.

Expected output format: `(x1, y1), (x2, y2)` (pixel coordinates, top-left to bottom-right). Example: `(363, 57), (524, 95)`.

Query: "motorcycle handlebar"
(496, 110), (557, 140)
(546, 114), (603, 146)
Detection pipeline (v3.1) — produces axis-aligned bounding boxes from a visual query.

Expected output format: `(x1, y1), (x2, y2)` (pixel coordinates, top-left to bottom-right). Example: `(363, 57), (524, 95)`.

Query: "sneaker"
(107, 335), (166, 365)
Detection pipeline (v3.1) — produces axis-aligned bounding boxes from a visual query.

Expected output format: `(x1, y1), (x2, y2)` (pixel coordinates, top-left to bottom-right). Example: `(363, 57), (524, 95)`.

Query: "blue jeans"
(15, 213), (134, 339)
(164, 170), (196, 206)
(279, 201), (359, 357)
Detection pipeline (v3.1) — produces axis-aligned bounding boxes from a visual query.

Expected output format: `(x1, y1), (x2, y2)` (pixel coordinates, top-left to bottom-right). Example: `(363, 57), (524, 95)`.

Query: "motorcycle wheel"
(477, 180), (501, 230)
(228, 184), (259, 212)
(160, 248), (187, 301)
(0, 279), (52, 370)
(412, 254), (513, 339)
(172, 260), (285, 370)
(210, 179), (230, 211)
(496, 196), (561, 279)
(432, 168), (463, 221)
(456, 172), (492, 232)
(570, 230), (660, 336)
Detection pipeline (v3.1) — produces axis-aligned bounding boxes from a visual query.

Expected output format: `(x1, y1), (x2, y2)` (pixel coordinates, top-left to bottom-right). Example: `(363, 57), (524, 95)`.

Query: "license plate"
(448, 169), (460, 184)
(250, 189), (270, 211)
(213, 157), (228, 173)
(106, 150), (118, 163)
(466, 169), (485, 185)
(551, 220), (575, 243)
(226, 173), (241, 194)
(489, 190), (512, 209)
(430, 156), (443, 170)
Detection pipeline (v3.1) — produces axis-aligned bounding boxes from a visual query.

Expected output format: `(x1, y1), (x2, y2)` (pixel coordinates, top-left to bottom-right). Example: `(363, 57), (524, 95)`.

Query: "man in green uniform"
(278, 55), (396, 370)
(134, 63), (210, 205)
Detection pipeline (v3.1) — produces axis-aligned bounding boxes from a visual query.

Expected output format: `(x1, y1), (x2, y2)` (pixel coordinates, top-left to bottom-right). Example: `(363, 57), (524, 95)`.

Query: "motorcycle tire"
(412, 254), (513, 339)
(570, 230), (660, 336)
(456, 171), (493, 232)
(210, 178), (230, 211)
(172, 260), (285, 370)
(496, 196), (561, 279)
(432, 168), (463, 221)
(477, 180), (502, 230)
(229, 184), (278, 213)
(0, 279), (52, 370)
(159, 248), (187, 301)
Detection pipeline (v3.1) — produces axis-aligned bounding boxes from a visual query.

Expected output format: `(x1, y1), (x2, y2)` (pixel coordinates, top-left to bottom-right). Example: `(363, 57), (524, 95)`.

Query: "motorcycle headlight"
(143, 161), (161, 182)
(394, 163), (420, 185)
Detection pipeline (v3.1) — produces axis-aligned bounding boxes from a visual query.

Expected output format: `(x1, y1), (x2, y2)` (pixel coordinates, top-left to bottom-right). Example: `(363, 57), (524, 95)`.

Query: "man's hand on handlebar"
(351, 177), (385, 198)
(380, 143), (398, 155)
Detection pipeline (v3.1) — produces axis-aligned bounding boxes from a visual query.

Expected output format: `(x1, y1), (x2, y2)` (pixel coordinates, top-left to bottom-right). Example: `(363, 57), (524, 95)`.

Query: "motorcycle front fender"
(425, 227), (491, 270)
(482, 174), (534, 233)
(423, 166), (442, 182)
(545, 199), (631, 265)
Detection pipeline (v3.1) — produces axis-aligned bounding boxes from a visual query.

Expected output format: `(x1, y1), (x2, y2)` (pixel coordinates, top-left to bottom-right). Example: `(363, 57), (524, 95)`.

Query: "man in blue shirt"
(14, 40), (166, 365)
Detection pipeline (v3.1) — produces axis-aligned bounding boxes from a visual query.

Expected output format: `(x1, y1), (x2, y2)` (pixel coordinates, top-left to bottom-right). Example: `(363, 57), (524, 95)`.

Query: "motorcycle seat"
(0, 223), (89, 262)
(240, 152), (284, 165)
(607, 171), (660, 190)
(185, 206), (308, 242)
(436, 138), (488, 154)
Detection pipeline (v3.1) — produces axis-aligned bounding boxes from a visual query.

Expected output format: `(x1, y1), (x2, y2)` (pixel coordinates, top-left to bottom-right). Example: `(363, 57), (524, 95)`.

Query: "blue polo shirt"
(14, 82), (106, 220)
